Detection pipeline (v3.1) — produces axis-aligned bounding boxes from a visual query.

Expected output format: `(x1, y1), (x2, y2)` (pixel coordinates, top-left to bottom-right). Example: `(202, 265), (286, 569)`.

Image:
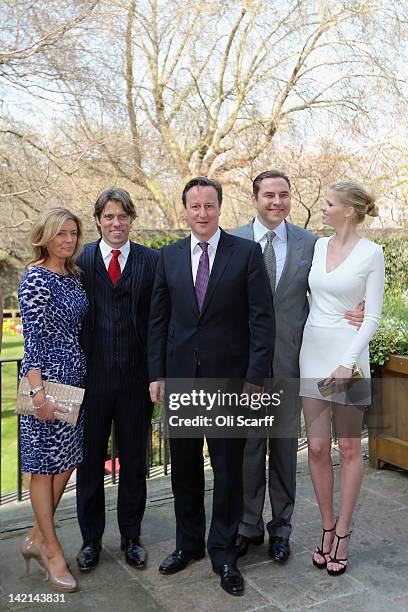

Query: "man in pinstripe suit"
(76, 188), (158, 572)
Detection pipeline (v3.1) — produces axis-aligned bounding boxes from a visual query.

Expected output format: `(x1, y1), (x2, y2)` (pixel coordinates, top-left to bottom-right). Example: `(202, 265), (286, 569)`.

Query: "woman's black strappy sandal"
(327, 531), (352, 576)
(312, 523), (336, 569)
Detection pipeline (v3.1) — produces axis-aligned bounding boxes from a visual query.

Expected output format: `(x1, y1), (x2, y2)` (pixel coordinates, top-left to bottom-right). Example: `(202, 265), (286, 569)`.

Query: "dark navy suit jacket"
(148, 229), (275, 382)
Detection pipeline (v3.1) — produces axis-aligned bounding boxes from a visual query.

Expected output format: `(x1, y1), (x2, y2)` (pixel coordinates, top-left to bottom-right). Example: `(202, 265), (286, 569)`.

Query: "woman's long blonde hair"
(29, 208), (83, 274)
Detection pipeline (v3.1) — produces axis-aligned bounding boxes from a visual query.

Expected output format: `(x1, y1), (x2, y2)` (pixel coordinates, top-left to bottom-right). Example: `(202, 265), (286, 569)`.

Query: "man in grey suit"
(231, 170), (363, 563)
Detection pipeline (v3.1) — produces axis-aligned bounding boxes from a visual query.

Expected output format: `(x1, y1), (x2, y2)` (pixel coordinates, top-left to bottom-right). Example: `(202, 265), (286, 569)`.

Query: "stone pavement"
(1, 440), (408, 612)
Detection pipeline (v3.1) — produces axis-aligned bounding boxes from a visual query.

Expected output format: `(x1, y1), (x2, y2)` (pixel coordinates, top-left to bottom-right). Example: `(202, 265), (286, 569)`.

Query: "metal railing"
(0, 357), (170, 505)
(2, 358), (354, 507)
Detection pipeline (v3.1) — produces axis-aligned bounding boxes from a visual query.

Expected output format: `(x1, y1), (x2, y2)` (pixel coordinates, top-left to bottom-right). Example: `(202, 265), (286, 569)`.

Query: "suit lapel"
(117, 245), (133, 286)
(83, 242), (98, 301)
(274, 221), (304, 302)
(82, 241), (99, 329)
(95, 247), (112, 287)
(199, 230), (233, 318)
(129, 242), (145, 324)
(178, 237), (200, 315)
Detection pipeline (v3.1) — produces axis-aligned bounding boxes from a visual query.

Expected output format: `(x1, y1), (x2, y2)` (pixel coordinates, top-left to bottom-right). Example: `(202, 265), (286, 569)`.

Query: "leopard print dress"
(18, 265), (89, 474)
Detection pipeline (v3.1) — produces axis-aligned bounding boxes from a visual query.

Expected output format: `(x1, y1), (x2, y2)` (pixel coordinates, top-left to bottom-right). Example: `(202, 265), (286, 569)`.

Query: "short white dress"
(299, 237), (384, 404)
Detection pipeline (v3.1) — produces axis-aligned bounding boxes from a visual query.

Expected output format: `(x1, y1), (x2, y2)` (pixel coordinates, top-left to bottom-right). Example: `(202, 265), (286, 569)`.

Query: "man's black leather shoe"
(121, 537), (147, 569)
(159, 550), (205, 574)
(269, 536), (290, 563)
(213, 563), (244, 596)
(236, 534), (264, 558)
(76, 540), (102, 572)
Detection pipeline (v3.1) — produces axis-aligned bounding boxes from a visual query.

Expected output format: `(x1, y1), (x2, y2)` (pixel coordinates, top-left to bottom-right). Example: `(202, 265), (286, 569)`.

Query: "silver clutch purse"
(16, 377), (85, 426)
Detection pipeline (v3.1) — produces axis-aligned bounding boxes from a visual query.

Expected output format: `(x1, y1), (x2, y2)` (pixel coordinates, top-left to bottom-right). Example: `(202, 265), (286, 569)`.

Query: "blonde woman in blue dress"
(299, 182), (384, 576)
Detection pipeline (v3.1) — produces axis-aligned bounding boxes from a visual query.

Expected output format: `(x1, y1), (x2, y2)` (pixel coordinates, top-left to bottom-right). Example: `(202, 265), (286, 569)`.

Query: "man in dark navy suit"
(76, 188), (158, 571)
(148, 177), (275, 596)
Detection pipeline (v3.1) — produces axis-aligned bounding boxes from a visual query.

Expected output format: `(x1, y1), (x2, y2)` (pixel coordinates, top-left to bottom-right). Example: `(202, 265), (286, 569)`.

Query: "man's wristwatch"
(29, 385), (45, 397)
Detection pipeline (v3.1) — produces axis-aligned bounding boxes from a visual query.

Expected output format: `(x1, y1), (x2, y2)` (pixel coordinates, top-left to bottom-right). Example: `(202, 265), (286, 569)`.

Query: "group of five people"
(17, 170), (384, 595)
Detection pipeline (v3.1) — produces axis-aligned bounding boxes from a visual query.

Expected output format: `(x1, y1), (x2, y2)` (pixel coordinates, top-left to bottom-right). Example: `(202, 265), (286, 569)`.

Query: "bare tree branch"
(0, 1), (100, 66)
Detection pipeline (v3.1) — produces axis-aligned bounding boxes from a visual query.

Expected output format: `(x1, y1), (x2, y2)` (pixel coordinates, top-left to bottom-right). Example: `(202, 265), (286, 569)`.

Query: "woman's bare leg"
(327, 405), (364, 572)
(29, 468), (75, 547)
(29, 472), (72, 577)
(303, 398), (335, 563)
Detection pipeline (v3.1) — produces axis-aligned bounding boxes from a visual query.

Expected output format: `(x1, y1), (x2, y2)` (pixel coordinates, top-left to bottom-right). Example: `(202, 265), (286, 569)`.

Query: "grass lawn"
(1, 334), (24, 495)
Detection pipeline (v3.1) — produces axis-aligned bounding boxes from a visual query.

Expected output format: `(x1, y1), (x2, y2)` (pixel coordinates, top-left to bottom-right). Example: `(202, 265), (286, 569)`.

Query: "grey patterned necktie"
(195, 242), (209, 311)
(263, 230), (276, 293)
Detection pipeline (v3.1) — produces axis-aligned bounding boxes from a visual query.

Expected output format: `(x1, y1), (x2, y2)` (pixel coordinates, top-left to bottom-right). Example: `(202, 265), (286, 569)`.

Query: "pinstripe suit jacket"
(78, 240), (158, 379)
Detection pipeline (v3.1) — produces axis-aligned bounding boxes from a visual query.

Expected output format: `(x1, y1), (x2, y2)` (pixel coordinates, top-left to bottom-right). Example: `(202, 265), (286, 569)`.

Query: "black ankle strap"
(335, 531), (352, 540)
(332, 531), (352, 559)
(318, 523), (336, 555)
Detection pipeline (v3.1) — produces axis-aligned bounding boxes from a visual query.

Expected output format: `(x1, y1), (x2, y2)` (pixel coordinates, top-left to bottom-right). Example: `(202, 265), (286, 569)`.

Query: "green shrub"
(382, 286), (408, 325)
(369, 234), (408, 365)
(136, 233), (186, 249)
(370, 320), (408, 367)
(373, 233), (408, 293)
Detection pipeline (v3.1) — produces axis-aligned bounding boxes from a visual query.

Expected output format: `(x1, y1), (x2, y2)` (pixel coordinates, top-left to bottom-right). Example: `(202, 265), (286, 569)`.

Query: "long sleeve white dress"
(299, 236), (385, 404)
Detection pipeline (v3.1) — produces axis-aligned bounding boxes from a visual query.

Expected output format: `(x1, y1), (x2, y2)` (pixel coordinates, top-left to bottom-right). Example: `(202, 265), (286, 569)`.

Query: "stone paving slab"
(244, 550), (364, 609)
(151, 575), (269, 612)
(1, 441), (408, 611)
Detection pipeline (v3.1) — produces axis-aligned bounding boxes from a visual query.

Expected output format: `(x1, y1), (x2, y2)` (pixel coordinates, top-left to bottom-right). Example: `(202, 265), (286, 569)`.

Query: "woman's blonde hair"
(328, 181), (379, 224)
(29, 208), (83, 274)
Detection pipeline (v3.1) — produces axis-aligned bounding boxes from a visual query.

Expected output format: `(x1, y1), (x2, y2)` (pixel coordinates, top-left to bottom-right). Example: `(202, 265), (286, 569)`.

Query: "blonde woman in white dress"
(299, 182), (384, 576)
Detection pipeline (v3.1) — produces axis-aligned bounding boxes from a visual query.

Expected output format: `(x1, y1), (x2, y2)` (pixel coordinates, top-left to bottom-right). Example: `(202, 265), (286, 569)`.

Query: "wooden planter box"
(369, 354), (408, 471)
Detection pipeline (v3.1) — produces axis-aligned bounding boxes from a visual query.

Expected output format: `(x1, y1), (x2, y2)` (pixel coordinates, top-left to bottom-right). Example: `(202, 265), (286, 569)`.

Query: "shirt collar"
(253, 217), (287, 243)
(99, 238), (130, 260)
(190, 227), (221, 252)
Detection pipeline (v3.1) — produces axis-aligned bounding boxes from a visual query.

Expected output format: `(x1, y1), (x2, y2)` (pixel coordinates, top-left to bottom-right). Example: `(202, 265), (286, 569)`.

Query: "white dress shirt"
(99, 239), (130, 272)
(190, 228), (221, 283)
(253, 217), (287, 288)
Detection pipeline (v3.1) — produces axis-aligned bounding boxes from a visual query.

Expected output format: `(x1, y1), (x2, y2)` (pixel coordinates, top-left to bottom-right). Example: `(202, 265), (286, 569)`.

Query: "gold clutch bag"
(317, 364), (364, 398)
(16, 377), (85, 426)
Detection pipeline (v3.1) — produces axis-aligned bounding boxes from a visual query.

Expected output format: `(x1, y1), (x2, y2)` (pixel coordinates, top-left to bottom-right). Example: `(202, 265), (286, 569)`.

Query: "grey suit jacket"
(230, 220), (317, 378)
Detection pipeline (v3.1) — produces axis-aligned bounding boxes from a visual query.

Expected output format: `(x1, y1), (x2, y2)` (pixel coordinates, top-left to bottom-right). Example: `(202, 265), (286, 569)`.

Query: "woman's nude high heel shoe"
(21, 537), (46, 576)
(40, 545), (77, 592)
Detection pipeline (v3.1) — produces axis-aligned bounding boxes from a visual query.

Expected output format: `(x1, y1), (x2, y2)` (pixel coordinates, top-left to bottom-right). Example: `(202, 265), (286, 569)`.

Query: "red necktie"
(108, 249), (121, 285)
